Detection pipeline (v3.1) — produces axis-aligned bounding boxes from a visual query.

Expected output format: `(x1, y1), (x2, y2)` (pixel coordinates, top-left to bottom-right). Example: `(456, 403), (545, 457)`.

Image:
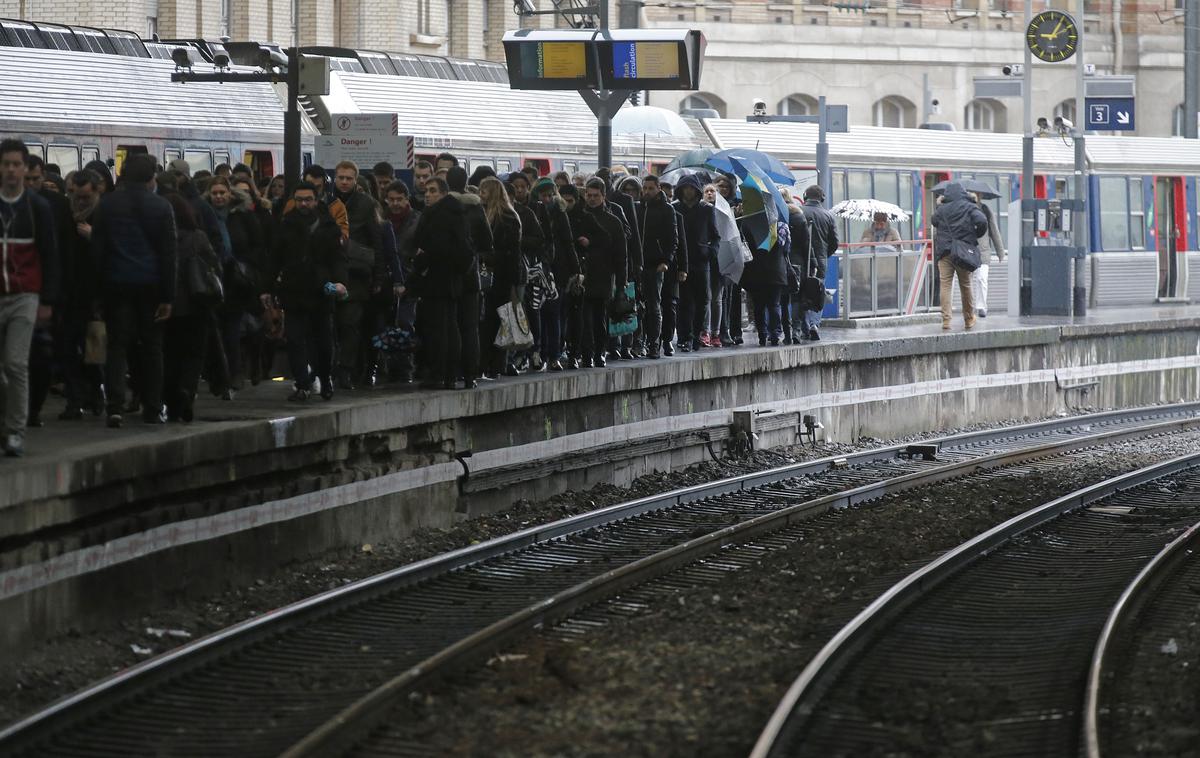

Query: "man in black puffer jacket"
(671, 173), (719, 352)
(789, 185), (840, 342)
(931, 182), (986, 331)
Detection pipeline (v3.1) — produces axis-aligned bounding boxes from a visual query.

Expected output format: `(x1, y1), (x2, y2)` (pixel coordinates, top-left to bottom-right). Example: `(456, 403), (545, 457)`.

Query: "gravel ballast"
(371, 432), (1200, 758)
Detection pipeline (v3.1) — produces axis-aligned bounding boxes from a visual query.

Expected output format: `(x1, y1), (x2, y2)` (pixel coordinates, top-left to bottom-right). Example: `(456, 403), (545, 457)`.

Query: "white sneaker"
(4, 433), (23, 458)
(311, 375), (322, 394)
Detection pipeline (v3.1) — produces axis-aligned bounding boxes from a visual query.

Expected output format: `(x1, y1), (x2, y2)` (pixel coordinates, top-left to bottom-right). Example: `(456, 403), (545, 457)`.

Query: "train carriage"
(3, 19), (1197, 315)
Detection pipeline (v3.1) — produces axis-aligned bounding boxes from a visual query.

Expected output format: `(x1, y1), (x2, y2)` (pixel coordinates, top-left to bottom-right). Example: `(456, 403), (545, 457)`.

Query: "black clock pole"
(1020, 0), (1034, 316)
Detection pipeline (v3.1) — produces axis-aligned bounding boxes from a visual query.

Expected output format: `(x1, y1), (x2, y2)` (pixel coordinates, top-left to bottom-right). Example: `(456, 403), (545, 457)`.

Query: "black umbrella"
(932, 178), (1000, 200)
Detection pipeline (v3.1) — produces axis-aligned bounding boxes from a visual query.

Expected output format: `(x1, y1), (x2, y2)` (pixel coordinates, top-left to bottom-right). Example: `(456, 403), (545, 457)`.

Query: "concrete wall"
(1, 315), (1198, 655)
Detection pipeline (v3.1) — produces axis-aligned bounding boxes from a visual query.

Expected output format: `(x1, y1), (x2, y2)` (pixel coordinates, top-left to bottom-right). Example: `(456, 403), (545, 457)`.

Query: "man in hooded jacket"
(672, 173), (719, 352)
(789, 185), (839, 342)
(930, 182), (986, 330)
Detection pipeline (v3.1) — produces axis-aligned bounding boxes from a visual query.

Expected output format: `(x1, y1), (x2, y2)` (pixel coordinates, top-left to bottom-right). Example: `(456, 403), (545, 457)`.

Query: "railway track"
(1085, 500), (1200, 758)
(751, 452), (1200, 758)
(4, 404), (1200, 757)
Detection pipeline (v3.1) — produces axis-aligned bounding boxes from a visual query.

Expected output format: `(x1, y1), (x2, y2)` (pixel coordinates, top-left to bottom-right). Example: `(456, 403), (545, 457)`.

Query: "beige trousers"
(937, 257), (976, 328)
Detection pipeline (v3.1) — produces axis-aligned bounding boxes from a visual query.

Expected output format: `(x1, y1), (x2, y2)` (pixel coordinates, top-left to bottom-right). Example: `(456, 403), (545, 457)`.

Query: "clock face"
(1026, 10), (1079, 62)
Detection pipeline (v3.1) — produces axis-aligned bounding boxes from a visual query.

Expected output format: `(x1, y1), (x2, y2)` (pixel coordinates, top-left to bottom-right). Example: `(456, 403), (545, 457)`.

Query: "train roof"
(703, 118), (1200, 175)
(326, 70), (710, 159)
(0, 46), (318, 141)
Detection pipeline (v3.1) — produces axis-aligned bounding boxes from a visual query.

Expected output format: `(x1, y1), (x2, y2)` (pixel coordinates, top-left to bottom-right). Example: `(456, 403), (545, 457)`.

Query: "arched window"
(872, 95), (915, 128)
(679, 93), (726, 118)
(777, 94), (817, 116)
(964, 99), (1006, 132)
(1054, 99), (1076, 124)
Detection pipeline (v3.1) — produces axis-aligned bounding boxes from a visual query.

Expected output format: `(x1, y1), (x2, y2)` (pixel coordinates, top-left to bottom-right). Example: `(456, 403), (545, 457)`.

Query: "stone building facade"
(643, 0), (1191, 137)
(0, 0), (1189, 136)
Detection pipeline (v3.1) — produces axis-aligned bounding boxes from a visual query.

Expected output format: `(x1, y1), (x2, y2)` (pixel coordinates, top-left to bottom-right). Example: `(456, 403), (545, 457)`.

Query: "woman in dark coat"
(206, 177), (267, 395)
(479, 176), (524, 377)
(163, 193), (221, 422)
(740, 219), (790, 346)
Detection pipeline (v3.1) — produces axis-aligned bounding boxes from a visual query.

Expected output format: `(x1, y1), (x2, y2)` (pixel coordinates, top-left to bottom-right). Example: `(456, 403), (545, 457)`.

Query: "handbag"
(494, 300), (534, 349)
(607, 281), (636, 322)
(478, 262), (495, 292)
(948, 238), (983, 272)
(83, 319), (107, 365)
(344, 239), (376, 274)
(184, 253), (224, 305)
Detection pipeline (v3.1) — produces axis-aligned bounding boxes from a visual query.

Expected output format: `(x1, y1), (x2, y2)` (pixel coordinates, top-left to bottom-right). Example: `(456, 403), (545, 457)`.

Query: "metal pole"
(599, 110), (613, 170)
(1020, 0), (1034, 315)
(284, 47), (302, 192)
(817, 95), (830, 205)
(922, 72), (932, 125)
(1186, 0), (1199, 138)
(1073, 1), (1088, 315)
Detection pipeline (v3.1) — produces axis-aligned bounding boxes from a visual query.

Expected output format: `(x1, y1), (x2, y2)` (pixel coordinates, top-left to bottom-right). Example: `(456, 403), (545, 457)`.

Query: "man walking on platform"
(91, 153), (175, 428)
(638, 175), (677, 359)
(576, 178), (627, 368)
(330, 161), (383, 390)
(0, 138), (58, 456)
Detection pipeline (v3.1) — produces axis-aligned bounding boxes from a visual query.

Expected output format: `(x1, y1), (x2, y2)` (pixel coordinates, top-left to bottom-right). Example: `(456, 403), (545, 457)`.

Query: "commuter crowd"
(0, 137), (841, 457)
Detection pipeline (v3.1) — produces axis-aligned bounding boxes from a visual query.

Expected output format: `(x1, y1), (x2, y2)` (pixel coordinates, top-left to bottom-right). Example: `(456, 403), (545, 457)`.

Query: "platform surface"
(7, 303), (1200, 473)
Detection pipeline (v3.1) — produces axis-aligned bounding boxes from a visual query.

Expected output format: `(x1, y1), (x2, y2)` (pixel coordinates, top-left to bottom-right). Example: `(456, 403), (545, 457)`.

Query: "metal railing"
(836, 238), (936, 318)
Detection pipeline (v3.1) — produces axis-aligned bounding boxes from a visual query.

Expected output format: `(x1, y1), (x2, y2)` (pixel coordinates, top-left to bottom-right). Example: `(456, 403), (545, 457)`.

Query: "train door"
(113, 144), (148, 176)
(1154, 176), (1187, 300)
(243, 150), (275, 180)
(523, 157), (551, 178)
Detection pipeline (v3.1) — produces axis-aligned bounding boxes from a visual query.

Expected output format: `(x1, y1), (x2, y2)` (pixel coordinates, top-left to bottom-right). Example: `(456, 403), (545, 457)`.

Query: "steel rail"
(281, 415), (1200, 758)
(749, 449), (1200, 758)
(5, 403), (1191, 750)
(1083, 516), (1200, 758)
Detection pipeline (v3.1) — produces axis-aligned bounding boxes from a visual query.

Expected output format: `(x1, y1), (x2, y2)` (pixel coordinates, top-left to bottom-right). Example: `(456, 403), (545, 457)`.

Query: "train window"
(215, 151), (231, 169)
(164, 148), (182, 164)
(1, 21), (46, 48)
(48, 145), (81, 173)
(1129, 178), (1146, 249)
(496, 160), (512, 173)
(184, 149), (213, 175)
(82, 146), (100, 166)
(1099, 177), (1131, 251)
(34, 23), (80, 51)
(22, 143), (45, 159)
(562, 161), (577, 175)
(70, 27), (115, 54)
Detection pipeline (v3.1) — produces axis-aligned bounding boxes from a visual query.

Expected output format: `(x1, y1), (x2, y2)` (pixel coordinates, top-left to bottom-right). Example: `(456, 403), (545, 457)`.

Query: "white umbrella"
(830, 198), (910, 222)
(611, 106), (695, 138)
(610, 106), (695, 169)
(713, 193), (752, 283)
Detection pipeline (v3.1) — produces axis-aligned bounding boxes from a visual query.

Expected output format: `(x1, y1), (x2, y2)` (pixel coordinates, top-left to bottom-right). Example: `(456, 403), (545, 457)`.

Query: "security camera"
(258, 48), (289, 71)
(1054, 116), (1073, 131)
(171, 47), (193, 70)
(513, 0), (535, 14)
(752, 98), (767, 116)
(213, 51), (230, 69)
(1001, 63), (1024, 77)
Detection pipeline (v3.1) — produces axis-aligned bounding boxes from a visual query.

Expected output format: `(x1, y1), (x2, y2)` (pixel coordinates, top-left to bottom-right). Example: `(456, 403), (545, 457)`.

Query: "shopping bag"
(607, 281), (638, 337)
(83, 319), (107, 365)
(494, 300), (534, 349)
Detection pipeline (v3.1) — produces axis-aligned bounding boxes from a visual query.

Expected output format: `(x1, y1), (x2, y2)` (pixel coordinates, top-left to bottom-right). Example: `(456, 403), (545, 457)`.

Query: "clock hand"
(1049, 17), (1064, 38)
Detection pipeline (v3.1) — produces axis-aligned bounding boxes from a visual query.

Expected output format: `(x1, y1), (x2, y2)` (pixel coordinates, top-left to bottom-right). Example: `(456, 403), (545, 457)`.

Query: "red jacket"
(0, 190), (59, 302)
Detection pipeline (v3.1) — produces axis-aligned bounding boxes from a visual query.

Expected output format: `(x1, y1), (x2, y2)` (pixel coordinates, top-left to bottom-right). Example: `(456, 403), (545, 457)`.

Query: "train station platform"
(3, 304), (1199, 653)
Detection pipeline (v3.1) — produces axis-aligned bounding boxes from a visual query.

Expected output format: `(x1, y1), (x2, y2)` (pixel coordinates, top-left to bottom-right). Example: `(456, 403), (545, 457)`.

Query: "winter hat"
(532, 177), (556, 196)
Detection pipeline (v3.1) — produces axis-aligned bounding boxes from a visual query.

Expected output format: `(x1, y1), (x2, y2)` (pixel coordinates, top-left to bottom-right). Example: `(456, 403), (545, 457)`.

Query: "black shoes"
(663, 342), (675, 356)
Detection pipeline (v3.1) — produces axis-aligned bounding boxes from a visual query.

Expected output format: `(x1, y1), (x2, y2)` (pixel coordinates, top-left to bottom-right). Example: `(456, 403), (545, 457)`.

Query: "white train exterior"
(2, 20), (1196, 313)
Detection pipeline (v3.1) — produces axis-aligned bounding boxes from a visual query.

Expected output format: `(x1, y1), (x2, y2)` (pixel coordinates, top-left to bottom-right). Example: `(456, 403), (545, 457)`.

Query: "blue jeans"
(751, 285), (783, 342)
(788, 293), (822, 337)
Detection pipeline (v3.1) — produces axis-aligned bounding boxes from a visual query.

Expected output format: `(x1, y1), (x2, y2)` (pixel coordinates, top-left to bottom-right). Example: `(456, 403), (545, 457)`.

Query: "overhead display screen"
(519, 41), (587, 80)
(611, 41), (680, 80)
